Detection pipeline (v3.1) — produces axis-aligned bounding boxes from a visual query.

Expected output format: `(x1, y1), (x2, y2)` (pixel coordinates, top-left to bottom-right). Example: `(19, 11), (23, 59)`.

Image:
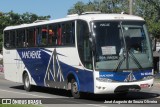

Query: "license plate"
(140, 84), (149, 88)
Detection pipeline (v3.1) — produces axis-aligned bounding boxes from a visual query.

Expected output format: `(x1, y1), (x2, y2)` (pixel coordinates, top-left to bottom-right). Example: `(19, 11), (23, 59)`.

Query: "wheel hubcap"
(73, 82), (78, 94)
(25, 76), (29, 88)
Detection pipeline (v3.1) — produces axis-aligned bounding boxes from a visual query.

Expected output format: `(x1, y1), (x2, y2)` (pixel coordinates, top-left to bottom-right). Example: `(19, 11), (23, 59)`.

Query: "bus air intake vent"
(114, 85), (141, 93)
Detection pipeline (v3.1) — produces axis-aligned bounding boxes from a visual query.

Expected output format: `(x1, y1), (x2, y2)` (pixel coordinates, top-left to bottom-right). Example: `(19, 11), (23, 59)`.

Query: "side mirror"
(92, 38), (96, 54)
(149, 34), (157, 51)
(89, 33), (96, 54)
(150, 35), (156, 51)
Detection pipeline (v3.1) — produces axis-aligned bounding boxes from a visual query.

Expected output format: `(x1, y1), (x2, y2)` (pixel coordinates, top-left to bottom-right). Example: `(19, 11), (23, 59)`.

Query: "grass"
(0, 105), (42, 107)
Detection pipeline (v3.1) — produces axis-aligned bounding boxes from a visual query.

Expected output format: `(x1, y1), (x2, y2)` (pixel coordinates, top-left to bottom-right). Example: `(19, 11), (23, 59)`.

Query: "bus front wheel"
(71, 78), (81, 99)
(23, 73), (32, 91)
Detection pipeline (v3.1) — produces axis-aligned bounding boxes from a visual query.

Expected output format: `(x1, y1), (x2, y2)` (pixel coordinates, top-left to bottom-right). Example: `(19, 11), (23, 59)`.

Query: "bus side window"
(16, 29), (25, 48)
(26, 28), (36, 47)
(4, 31), (10, 48)
(36, 26), (48, 46)
(36, 27), (42, 46)
(57, 24), (62, 45)
(65, 23), (72, 44)
(10, 30), (16, 48)
(53, 25), (57, 45)
(48, 26), (53, 45)
(48, 24), (57, 46)
(62, 22), (75, 45)
(41, 26), (48, 46)
(71, 22), (75, 44)
(62, 23), (66, 45)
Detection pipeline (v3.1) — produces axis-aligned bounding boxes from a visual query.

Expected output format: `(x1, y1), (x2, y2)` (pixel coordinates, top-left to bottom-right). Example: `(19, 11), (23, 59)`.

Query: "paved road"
(0, 73), (160, 107)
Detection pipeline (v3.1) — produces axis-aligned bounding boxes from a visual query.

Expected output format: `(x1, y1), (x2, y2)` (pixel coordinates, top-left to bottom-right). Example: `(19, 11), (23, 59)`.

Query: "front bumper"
(94, 78), (154, 94)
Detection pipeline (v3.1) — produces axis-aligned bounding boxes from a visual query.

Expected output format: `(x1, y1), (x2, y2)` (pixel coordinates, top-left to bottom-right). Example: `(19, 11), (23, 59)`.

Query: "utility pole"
(129, 0), (133, 15)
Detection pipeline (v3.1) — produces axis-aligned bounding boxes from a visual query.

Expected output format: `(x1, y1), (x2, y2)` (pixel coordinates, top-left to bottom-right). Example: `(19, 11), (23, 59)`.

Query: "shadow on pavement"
(10, 85), (72, 97)
(10, 85), (160, 103)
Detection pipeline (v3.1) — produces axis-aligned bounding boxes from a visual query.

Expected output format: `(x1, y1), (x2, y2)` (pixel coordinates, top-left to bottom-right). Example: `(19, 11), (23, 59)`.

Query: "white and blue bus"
(3, 13), (154, 98)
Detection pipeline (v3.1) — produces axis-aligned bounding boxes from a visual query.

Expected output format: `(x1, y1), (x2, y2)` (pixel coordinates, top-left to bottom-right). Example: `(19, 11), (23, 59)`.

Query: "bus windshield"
(92, 21), (152, 71)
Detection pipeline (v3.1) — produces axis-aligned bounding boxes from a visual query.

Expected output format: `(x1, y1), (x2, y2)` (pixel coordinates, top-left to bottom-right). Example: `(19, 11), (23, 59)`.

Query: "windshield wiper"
(115, 53), (125, 71)
(114, 21), (142, 71)
(128, 51), (143, 69)
(115, 50), (143, 71)
(120, 21), (129, 69)
(114, 21), (128, 71)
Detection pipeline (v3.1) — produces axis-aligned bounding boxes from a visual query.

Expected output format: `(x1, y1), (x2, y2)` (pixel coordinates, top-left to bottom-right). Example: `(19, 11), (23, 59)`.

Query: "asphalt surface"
(0, 72), (160, 107)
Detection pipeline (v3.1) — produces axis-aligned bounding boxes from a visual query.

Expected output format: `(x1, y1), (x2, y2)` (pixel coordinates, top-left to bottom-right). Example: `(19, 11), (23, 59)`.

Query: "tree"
(68, 0), (160, 39)
(0, 11), (51, 50)
(68, 1), (85, 15)
(134, 0), (160, 38)
(68, 0), (129, 15)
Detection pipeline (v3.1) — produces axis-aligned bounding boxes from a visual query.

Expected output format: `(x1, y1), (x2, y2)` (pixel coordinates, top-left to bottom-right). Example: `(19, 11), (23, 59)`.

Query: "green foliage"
(68, 0), (160, 39)
(68, 0), (129, 14)
(68, 1), (85, 14)
(0, 11), (50, 50)
(134, 0), (160, 38)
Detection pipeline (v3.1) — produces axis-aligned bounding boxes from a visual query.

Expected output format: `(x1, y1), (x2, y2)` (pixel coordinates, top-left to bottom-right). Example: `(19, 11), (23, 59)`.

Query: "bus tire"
(23, 73), (32, 91)
(71, 78), (81, 99)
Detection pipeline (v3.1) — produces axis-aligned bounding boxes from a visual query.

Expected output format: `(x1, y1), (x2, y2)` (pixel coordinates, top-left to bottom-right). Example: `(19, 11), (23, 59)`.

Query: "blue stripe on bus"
(99, 69), (152, 82)
(40, 48), (67, 57)
(16, 48), (94, 93)
(16, 48), (152, 93)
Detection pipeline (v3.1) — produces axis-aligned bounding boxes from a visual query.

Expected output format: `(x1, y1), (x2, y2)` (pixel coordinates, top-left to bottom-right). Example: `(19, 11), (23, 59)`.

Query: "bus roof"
(4, 13), (144, 31)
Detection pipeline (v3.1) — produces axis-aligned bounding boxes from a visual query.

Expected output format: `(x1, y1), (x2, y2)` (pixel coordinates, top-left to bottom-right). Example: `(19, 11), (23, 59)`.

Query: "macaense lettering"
(22, 51), (41, 59)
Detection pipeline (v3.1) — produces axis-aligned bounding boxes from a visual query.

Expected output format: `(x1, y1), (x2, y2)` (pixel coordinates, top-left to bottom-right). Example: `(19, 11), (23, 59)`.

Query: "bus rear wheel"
(71, 79), (81, 99)
(23, 73), (32, 91)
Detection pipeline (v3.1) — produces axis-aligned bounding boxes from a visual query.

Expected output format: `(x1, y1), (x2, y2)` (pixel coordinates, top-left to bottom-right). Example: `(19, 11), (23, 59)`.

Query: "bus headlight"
(142, 76), (153, 81)
(96, 77), (114, 82)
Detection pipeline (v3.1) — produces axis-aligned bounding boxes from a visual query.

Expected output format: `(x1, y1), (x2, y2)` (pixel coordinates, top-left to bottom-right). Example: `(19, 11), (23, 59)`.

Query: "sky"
(0, 0), (89, 19)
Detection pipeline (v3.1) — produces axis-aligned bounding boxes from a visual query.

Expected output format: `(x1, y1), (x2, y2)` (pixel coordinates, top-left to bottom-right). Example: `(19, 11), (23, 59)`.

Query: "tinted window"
(16, 29), (25, 47)
(62, 22), (75, 45)
(26, 28), (36, 47)
(4, 21), (76, 49)
(10, 30), (16, 48)
(48, 24), (57, 46)
(77, 20), (92, 69)
(4, 31), (10, 48)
